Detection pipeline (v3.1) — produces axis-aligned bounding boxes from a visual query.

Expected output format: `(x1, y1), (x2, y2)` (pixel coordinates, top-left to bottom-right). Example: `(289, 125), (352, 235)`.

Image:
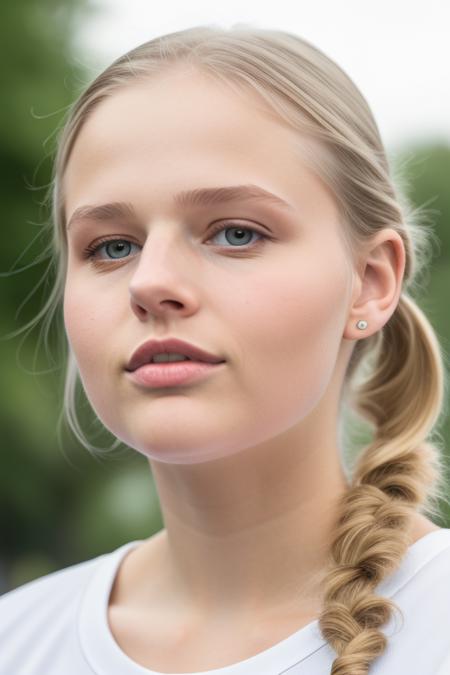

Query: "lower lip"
(125, 360), (226, 388)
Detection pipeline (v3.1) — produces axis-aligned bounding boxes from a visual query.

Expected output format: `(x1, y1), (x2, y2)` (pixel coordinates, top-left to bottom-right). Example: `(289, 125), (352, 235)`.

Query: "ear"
(344, 228), (406, 340)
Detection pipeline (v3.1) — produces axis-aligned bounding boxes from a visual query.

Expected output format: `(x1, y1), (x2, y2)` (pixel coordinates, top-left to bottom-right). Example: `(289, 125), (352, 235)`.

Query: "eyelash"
(81, 222), (271, 266)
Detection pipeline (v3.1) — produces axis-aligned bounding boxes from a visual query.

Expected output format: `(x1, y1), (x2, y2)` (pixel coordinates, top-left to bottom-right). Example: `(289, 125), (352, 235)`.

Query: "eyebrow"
(66, 184), (295, 230)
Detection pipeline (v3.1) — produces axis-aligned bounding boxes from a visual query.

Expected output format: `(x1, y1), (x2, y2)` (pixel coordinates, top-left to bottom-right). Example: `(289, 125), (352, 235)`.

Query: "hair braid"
(318, 293), (449, 673)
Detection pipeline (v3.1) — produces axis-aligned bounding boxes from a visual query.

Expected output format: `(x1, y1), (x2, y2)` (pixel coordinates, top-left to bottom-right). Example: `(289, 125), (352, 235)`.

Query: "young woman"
(1, 24), (449, 675)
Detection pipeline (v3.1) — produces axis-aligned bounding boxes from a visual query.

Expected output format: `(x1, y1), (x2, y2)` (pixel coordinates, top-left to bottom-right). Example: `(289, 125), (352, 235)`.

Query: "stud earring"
(356, 320), (368, 330)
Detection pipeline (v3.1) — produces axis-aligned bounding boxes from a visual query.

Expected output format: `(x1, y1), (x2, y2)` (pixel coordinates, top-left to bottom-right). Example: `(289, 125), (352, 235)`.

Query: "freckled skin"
(63, 65), (408, 626)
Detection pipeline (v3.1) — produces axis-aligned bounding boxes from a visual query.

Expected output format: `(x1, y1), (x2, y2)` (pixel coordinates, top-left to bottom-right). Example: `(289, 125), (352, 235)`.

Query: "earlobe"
(343, 319), (368, 342)
(344, 229), (406, 341)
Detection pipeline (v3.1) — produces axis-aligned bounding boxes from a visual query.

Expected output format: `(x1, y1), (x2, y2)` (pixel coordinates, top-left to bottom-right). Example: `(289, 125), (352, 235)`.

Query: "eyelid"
(82, 220), (271, 265)
(206, 220), (269, 243)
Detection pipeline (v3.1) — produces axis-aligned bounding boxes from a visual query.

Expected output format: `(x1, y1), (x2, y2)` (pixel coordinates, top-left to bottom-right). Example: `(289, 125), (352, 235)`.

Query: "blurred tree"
(0, 0), (93, 305)
(0, 0), (162, 594)
(393, 142), (450, 265)
(391, 142), (450, 522)
(392, 143), (450, 381)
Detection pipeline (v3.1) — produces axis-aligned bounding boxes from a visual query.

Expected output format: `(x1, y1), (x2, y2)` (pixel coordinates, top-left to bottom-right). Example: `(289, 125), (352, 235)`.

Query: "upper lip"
(125, 338), (226, 371)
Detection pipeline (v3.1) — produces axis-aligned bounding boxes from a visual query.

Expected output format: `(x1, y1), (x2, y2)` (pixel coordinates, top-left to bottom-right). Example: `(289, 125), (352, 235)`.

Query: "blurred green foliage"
(0, 3), (449, 594)
(0, 0), (163, 594)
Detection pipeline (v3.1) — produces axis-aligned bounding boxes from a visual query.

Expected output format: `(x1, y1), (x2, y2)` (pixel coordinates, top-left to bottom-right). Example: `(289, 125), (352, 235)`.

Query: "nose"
(128, 231), (200, 320)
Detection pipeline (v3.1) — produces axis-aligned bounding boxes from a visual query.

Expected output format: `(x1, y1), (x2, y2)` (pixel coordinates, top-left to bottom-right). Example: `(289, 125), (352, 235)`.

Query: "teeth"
(152, 353), (191, 363)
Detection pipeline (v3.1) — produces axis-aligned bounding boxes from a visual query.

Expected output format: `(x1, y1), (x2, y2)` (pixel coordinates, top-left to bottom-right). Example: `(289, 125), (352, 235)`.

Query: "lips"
(125, 337), (226, 372)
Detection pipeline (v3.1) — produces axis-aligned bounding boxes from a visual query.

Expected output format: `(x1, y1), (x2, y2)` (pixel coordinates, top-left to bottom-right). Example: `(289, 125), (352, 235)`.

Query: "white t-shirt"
(1, 528), (450, 675)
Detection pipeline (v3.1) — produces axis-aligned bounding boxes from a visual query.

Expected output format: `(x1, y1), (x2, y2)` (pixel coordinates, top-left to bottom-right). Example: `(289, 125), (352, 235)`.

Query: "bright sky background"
(74, 0), (450, 156)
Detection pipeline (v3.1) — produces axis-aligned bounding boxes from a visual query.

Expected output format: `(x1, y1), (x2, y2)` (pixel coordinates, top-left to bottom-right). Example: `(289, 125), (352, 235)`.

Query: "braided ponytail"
(318, 292), (449, 673)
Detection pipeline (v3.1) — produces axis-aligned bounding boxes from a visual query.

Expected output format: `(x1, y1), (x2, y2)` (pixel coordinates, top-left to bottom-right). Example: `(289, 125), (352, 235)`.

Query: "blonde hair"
(8, 24), (450, 674)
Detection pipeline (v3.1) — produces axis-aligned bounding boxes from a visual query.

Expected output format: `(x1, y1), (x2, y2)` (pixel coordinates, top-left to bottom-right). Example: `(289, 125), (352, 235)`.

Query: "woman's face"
(63, 66), (356, 464)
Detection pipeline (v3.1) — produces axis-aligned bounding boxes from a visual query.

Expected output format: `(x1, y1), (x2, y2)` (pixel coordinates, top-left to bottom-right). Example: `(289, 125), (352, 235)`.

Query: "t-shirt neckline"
(78, 527), (450, 675)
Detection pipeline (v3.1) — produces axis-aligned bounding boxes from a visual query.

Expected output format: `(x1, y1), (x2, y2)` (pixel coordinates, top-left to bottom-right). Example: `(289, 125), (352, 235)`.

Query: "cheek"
(63, 282), (119, 375)
(224, 247), (350, 426)
(63, 282), (128, 433)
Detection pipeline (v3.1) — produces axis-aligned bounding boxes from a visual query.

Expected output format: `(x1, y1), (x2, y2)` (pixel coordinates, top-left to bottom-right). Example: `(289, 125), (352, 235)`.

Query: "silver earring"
(356, 320), (368, 330)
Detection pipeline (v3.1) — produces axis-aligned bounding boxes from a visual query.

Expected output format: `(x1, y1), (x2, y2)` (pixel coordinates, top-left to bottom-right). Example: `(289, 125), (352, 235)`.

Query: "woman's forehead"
(63, 74), (339, 230)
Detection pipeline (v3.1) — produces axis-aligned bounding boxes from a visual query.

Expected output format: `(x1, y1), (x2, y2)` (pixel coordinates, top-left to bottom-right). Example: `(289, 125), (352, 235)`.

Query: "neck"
(137, 429), (349, 618)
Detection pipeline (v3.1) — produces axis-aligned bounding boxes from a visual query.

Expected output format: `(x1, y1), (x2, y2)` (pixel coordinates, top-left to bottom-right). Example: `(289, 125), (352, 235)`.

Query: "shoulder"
(0, 551), (104, 616)
(0, 550), (107, 674)
(370, 532), (450, 673)
(394, 527), (450, 600)
(381, 528), (450, 639)
(405, 529), (450, 600)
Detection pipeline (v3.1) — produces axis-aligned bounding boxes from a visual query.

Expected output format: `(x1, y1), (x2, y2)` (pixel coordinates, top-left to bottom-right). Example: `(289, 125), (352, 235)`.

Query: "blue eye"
(208, 223), (266, 248)
(82, 223), (270, 267)
(83, 239), (140, 262)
